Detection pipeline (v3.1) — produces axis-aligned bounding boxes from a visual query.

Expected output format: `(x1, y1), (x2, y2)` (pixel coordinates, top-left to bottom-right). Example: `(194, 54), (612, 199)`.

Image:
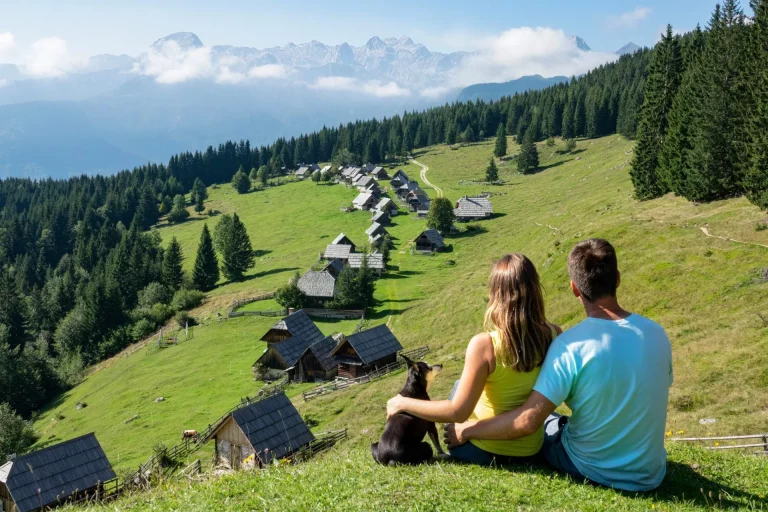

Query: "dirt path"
(410, 158), (442, 198)
(699, 226), (768, 250)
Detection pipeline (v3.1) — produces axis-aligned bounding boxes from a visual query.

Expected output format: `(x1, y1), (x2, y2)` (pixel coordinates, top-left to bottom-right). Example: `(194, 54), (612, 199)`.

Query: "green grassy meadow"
(38, 135), (768, 508)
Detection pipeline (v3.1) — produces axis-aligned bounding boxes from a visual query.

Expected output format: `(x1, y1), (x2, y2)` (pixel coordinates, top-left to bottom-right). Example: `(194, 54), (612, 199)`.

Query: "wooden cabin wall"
(214, 417), (256, 470)
(0, 482), (16, 512)
(262, 329), (291, 344)
(259, 346), (288, 370)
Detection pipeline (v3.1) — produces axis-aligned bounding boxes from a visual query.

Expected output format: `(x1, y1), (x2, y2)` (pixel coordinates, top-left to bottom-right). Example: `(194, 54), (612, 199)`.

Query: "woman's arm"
(386, 334), (493, 424)
(445, 391), (557, 447)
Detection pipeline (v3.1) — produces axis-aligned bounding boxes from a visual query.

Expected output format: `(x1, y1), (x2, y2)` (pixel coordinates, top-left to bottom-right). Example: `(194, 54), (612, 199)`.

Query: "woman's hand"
(443, 421), (476, 449)
(386, 394), (407, 419)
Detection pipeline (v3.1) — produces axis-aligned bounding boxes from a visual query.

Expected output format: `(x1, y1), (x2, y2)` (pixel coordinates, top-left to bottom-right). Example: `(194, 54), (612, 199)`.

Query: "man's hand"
(443, 421), (476, 449)
(386, 394), (406, 420)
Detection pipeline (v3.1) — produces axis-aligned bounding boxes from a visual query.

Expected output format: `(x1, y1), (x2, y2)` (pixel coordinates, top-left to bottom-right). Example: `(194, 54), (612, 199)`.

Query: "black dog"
(371, 355), (445, 465)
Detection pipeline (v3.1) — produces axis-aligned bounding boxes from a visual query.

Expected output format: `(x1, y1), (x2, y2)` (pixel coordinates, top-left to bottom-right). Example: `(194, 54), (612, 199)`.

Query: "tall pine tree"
(162, 237), (184, 291)
(493, 123), (507, 157)
(744, 0), (768, 209)
(681, 2), (749, 202)
(630, 25), (683, 200)
(517, 129), (540, 175)
(486, 158), (499, 182)
(220, 213), (255, 282)
(192, 224), (219, 291)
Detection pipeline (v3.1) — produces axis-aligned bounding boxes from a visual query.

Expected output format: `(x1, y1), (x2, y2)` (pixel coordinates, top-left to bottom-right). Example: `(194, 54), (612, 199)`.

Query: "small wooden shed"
(415, 229), (446, 252)
(204, 393), (315, 469)
(0, 433), (115, 512)
(294, 334), (340, 382)
(329, 325), (403, 379)
(258, 310), (324, 345)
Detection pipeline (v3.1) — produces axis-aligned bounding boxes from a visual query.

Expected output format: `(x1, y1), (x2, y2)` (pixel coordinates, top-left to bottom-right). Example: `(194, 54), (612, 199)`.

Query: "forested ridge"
(0, 2), (764, 458)
(631, 0), (768, 210)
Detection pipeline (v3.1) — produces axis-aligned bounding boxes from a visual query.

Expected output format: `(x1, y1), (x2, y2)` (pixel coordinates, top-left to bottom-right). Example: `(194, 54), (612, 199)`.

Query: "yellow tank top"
(469, 331), (544, 457)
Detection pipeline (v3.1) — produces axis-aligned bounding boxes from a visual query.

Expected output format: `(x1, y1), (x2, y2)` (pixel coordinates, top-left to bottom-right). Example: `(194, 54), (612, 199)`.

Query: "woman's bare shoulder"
(467, 332), (495, 355)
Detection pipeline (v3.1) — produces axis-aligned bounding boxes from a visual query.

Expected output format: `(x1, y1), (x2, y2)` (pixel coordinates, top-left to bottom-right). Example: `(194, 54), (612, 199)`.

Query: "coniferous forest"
(1, 1), (767, 434)
(631, 0), (768, 209)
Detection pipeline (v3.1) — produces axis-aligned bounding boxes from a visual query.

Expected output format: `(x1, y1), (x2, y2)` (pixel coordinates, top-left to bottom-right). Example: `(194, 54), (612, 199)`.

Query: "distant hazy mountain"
(0, 32), (600, 178)
(616, 42), (642, 55)
(571, 36), (592, 52)
(457, 75), (570, 102)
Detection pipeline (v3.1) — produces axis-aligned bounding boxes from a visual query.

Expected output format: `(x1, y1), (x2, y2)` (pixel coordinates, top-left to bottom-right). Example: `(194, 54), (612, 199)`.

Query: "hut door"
(231, 445), (241, 470)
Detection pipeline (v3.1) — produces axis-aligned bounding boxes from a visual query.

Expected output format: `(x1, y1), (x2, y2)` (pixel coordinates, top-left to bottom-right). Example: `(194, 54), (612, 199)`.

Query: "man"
(445, 239), (673, 491)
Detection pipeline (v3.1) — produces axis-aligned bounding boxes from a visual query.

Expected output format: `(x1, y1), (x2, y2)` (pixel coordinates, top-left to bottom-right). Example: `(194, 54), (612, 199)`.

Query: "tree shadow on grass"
(450, 226), (489, 239)
(254, 249), (273, 258)
(221, 267), (300, 288)
(528, 160), (568, 174)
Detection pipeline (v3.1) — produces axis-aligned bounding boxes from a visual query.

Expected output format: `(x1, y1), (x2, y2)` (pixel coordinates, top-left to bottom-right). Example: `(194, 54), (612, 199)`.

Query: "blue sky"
(0, 0), (725, 60)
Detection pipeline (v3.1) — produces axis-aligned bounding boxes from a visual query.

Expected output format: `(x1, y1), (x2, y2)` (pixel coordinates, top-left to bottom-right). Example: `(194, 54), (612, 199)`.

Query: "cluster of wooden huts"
(255, 310), (403, 382)
(390, 170), (431, 216)
(295, 163), (332, 180)
(295, 233), (386, 303)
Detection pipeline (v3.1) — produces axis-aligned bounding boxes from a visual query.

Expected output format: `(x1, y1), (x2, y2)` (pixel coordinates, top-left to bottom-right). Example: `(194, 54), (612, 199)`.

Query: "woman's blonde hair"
(484, 254), (553, 373)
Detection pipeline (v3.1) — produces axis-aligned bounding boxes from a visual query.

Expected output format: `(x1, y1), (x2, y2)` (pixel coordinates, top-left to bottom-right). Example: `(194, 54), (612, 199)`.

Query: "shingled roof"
(268, 310), (325, 346)
(305, 335), (340, 371)
(331, 233), (355, 246)
(324, 243), (353, 260)
(273, 334), (316, 368)
(418, 229), (446, 249)
(347, 253), (385, 270)
(365, 222), (386, 237)
(297, 271), (336, 299)
(230, 393), (315, 463)
(454, 196), (494, 218)
(331, 324), (403, 365)
(1, 433), (115, 512)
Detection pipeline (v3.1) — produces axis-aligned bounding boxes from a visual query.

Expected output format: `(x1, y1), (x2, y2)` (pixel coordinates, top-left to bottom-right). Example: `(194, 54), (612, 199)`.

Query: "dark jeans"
(541, 413), (588, 482)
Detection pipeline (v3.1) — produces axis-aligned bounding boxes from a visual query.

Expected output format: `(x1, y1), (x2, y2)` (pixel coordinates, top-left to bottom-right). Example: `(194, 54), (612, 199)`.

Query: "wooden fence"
(302, 346), (430, 401)
(227, 292), (276, 317)
(230, 308), (288, 318)
(301, 308), (365, 319)
(670, 434), (768, 455)
(126, 380), (289, 485)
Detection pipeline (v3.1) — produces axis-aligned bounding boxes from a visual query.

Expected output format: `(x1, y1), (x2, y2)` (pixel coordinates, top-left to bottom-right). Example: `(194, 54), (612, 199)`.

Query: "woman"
(386, 253), (561, 465)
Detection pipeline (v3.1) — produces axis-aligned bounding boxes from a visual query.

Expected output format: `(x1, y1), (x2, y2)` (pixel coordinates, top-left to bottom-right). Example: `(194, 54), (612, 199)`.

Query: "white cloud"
(23, 37), (80, 78)
(247, 64), (288, 79)
(310, 76), (411, 97)
(0, 79), (8, 88)
(0, 32), (15, 57)
(450, 27), (618, 88)
(419, 86), (454, 99)
(607, 7), (652, 29)
(135, 40), (213, 84)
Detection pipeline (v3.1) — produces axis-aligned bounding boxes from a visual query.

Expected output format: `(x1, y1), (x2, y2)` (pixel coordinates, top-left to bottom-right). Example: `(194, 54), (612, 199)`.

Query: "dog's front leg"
(427, 423), (445, 455)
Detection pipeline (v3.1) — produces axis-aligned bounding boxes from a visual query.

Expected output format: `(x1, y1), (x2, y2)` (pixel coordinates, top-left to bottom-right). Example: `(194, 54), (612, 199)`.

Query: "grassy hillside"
(38, 134), (768, 508)
(76, 444), (767, 511)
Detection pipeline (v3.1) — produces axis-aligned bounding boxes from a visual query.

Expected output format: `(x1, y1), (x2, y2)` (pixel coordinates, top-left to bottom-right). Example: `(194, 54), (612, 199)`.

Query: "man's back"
(534, 314), (673, 491)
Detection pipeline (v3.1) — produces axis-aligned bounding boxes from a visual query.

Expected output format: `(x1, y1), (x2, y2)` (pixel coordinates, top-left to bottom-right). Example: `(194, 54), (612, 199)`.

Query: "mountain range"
(0, 32), (636, 179)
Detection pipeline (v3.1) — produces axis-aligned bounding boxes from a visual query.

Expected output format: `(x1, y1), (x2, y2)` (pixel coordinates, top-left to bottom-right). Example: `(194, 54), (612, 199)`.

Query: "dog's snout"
(432, 364), (443, 373)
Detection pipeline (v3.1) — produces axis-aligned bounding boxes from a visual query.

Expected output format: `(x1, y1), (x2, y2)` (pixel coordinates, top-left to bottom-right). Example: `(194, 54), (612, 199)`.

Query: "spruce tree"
(658, 27), (704, 197)
(486, 158), (499, 182)
(561, 96), (575, 140)
(682, 2), (749, 202)
(744, 0), (768, 210)
(0, 271), (26, 349)
(445, 123), (457, 145)
(517, 129), (539, 175)
(231, 166), (251, 194)
(162, 237), (184, 291)
(192, 224), (219, 291)
(630, 25), (682, 199)
(220, 213), (254, 282)
(493, 123), (507, 157)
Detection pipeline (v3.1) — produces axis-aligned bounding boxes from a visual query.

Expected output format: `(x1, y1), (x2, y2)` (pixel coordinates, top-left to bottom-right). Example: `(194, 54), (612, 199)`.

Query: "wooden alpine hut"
(203, 392), (314, 469)
(329, 325), (403, 379)
(0, 433), (116, 512)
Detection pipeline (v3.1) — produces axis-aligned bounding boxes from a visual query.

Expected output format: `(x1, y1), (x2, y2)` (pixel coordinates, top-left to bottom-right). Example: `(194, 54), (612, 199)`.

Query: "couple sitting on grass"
(387, 239), (673, 492)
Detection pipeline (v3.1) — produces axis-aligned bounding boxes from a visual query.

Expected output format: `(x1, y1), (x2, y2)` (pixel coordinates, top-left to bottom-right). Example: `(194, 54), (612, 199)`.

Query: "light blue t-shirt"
(534, 314), (673, 491)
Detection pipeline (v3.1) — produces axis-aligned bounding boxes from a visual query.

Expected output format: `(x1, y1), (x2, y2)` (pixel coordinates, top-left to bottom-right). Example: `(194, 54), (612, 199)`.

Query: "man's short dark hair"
(567, 239), (618, 301)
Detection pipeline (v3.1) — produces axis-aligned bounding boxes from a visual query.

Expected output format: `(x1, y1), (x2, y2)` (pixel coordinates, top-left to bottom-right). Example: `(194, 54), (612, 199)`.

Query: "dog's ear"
(401, 354), (418, 372)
